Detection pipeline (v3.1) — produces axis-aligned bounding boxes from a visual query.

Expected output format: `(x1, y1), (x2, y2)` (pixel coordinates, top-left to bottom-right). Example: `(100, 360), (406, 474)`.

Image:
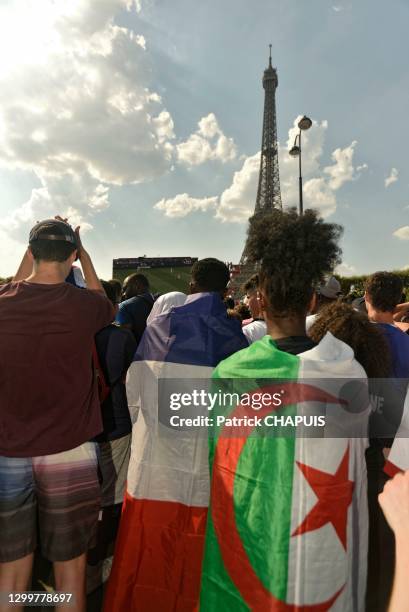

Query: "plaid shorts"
(0, 442), (101, 563)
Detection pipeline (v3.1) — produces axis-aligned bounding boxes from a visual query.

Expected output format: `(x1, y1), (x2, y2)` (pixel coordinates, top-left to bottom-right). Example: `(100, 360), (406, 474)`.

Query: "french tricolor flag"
(104, 293), (248, 611)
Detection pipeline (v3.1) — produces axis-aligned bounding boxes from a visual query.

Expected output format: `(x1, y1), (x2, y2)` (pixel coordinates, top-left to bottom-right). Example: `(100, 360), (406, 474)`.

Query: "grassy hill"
(112, 266), (191, 295)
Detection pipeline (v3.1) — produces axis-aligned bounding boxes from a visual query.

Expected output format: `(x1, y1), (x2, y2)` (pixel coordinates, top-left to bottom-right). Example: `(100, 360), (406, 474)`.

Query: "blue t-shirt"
(378, 323), (409, 378)
(116, 293), (154, 345)
(369, 323), (409, 444)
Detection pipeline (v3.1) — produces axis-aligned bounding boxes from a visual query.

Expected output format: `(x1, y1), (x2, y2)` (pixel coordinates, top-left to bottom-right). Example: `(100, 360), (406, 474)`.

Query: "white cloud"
(0, 0), (175, 240)
(177, 113), (237, 166)
(324, 141), (357, 190)
(0, 231), (28, 277)
(216, 153), (260, 222)
(152, 111), (175, 144)
(5, 173), (108, 234)
(198, 114), (220, 139)
(332, 5), (343, 12)
(154, 194), (218, 218)
(393, 226), (409, 240)
(157, 116), (365, 223)
(385, 167), (399, 188)
(303, 178), (337, 217)
(176, 135), (213, 167)
(335, 262), (356, 276)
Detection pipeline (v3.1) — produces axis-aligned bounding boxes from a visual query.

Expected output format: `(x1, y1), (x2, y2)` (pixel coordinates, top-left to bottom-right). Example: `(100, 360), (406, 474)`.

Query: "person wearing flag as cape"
(104, 258), (248, 611)
(200, 209), (370, 611)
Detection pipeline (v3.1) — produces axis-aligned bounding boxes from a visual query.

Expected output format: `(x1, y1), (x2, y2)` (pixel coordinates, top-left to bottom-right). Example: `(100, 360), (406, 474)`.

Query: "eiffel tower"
(231, 46), (282, 293)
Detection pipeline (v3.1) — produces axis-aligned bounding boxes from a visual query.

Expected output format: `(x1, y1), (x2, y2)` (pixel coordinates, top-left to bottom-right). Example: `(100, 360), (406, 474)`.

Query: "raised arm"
(75, 226), (104, 293)
(13, 248), (33, 282)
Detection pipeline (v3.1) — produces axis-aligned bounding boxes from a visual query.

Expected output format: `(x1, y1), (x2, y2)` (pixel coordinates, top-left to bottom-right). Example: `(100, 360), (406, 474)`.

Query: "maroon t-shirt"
(0, 281), (114, 457)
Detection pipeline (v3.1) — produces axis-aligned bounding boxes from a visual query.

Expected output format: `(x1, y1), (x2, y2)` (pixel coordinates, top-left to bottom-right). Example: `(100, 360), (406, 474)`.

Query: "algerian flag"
(200, 333), (369, 611)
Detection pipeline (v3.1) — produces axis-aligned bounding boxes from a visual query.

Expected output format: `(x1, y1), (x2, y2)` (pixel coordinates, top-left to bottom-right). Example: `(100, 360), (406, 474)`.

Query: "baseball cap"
(29, 219), (78, 247)
(317, 276), (342, 300)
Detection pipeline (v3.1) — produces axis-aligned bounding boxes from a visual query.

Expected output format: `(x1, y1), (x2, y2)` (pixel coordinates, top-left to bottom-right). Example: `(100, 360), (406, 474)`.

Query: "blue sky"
(0, 0), (408, 278)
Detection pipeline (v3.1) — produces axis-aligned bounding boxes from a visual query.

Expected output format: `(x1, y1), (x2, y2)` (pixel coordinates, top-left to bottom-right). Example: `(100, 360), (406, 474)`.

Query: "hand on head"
(74, 226), (82, 256)
(54, 215), (69, 224)
(53, 215), (82, 257)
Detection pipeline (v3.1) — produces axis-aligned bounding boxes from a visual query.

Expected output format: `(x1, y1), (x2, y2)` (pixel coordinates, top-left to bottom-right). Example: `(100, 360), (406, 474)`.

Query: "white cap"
(318, 276), (341, 299)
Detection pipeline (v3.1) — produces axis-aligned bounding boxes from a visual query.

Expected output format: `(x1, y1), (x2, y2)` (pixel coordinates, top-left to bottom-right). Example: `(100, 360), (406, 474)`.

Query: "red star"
(292, 446), (354, 550)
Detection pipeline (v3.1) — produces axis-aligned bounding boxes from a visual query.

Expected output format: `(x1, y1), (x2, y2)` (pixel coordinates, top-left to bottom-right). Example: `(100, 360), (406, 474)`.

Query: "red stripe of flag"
(104, 492), (207, 611)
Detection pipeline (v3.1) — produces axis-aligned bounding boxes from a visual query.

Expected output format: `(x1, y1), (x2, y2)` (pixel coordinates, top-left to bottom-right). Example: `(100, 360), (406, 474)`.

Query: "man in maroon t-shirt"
(0, 218), (113, 610)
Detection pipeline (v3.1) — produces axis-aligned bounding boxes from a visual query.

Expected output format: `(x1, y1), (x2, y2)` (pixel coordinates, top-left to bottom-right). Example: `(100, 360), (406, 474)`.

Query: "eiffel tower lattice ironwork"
(233, 46), (282, 293)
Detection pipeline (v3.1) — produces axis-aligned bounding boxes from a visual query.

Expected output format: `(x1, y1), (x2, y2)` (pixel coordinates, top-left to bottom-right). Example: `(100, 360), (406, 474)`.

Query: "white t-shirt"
(242, 320), (267, 344)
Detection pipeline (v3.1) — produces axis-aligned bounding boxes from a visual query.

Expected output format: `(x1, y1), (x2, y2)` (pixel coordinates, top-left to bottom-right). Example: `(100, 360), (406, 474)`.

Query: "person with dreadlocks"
(200, 208), (370, 611)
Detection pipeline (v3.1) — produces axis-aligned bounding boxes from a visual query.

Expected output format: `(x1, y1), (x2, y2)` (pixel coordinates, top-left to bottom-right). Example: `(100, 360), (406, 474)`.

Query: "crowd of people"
(1, 209), (409, 611)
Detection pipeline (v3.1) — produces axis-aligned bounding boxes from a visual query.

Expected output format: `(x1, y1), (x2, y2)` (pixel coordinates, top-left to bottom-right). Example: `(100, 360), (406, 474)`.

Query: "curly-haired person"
(309, 301), (391, 379)
(200, 208), (370, 611)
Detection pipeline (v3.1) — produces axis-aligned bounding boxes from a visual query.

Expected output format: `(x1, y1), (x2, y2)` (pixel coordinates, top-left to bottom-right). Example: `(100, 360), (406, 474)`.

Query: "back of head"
(365, 272), (403, 313)
(190, 258), (230, 293)
(123, 273), (150, 299)
(242, 274), (259, 296)
(109, 278), (123, 297)
(101, 279), (120, 306)
(246, 208), (343, 318)
(241, 273), (261, 319)
(29, 219), (78, 263)
(309, 301), (392, 378)
(234, 302), (251, 322)
(313, 277), (342, 314)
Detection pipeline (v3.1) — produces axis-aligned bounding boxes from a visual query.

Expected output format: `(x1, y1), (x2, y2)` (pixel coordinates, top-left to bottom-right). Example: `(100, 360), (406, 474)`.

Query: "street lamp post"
(289, 115), (312, 215)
